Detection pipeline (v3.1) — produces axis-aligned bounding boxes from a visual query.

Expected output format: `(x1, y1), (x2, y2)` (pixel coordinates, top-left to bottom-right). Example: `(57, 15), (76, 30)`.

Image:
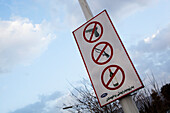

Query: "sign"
(72, 10), (144, 107)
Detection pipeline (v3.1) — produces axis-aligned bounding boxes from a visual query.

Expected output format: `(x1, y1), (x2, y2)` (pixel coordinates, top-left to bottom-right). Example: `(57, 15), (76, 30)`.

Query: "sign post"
(77, 0), (143, 112)
(78, 0), (93, 20)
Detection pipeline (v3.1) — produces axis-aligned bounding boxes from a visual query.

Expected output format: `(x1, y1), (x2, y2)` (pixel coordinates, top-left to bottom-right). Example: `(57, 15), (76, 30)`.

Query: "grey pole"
(78, 0), (139, 113)
(78, 0), (93, 21)
(120, 96), (139, 113)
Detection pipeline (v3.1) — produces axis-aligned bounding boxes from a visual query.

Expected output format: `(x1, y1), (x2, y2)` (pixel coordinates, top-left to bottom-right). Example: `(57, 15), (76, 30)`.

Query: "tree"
(63, 77), (170, 113)
(63, 80), (122, 113)
(133, 76), (170, 113)
(161, 83), (170, 112)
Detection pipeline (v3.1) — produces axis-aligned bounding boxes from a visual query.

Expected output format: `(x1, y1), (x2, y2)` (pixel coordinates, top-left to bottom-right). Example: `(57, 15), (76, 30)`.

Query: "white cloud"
(144, 30), (160, 43)
(0, 17), (55, 73)
(9, 81), (94, 113)
(9, 91), (63, 113)
(130, 24), (170, 84)
(43, 93), (74, 113)
(88, 0), (156, 21)
(9, 90), (78, 113)
(35, 0), (156, 31)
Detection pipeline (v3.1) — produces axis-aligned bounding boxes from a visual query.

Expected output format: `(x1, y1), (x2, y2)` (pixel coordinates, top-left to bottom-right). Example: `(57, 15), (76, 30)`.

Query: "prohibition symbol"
(83, 21), (103, 43)
(91, 42), (113, 65)
(101, 65), (125, 90)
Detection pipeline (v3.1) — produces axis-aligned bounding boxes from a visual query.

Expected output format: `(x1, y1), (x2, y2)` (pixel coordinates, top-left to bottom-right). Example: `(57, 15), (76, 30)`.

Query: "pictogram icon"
(83, 21), (103, 43)
(91, 42), (113, 65)
(101, 65), (125, 90)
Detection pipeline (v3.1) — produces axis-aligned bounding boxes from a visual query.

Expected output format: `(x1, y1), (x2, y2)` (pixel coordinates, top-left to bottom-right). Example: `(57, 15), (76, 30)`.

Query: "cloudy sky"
(0, 0), (170, 113)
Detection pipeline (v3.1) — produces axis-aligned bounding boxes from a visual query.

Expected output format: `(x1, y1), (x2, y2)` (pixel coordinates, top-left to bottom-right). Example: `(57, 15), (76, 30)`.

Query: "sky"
(0, 0), (170, 113)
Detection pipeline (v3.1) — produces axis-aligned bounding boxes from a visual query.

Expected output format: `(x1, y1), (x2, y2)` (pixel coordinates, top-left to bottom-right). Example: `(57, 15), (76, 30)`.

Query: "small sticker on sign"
(101, 93), (108, 98)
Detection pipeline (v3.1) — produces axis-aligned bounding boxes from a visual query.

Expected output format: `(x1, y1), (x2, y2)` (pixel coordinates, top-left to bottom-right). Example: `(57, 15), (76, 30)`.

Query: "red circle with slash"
(101, 65), (125, 90)
(83, 21), (103, 43)
(91, 41), (113, 65)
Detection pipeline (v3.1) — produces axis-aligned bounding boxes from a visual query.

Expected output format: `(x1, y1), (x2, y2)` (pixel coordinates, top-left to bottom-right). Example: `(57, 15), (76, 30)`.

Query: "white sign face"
(73, 10), (144, 107)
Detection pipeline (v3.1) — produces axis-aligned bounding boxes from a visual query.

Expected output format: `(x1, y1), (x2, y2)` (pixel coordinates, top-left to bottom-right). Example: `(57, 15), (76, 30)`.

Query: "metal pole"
(78, 0), (139, 113)
(120, 96), (139, 113)
(78, 0), (93, 21)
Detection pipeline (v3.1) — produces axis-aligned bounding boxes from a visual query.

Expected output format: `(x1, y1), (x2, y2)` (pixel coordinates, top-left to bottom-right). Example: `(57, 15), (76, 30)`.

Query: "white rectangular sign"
(73, 10), (144, 107)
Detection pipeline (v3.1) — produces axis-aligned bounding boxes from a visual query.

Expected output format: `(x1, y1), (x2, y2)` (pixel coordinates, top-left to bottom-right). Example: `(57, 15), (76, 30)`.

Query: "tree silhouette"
(63, 78), (170, 113)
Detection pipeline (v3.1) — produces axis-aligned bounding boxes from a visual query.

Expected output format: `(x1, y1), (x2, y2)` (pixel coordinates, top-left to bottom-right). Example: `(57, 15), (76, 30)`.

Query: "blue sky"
(0, 0), (170, 113)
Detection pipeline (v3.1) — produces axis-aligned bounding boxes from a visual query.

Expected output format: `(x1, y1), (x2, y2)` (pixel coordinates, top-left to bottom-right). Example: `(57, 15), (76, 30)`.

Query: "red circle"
(101, 65), (125, 90)
(83, 21), (103, 43)
(91, 42), (113, 65)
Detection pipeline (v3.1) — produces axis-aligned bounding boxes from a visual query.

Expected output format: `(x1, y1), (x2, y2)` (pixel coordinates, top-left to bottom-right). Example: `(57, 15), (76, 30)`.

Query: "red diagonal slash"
(89, 23), (97, 41)
(106, 68), (119, 87)
(95, 44), (108, 62)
